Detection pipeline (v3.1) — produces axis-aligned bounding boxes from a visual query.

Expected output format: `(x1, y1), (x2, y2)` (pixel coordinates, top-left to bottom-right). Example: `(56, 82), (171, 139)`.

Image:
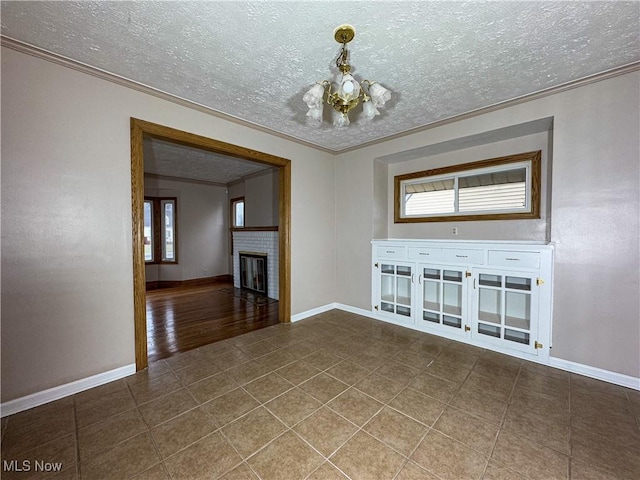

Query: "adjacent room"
(1, 2), (639, 479)
(141, 136), (281, 361)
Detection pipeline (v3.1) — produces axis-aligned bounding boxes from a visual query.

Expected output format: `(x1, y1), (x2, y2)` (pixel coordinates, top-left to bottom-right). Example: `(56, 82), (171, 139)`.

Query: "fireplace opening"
(239, 252), (268, 295)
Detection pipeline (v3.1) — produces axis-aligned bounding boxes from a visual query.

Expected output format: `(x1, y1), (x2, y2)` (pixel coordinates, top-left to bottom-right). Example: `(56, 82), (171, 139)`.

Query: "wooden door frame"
(131, 118), (291, 371)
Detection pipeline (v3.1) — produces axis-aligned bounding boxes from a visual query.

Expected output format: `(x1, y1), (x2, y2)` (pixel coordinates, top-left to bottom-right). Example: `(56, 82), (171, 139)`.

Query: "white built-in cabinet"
(372, 240), (553, 361)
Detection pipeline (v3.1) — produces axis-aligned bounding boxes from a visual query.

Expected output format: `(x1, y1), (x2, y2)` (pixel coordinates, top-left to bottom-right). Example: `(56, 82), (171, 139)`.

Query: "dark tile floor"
(2, 310), (639, 479)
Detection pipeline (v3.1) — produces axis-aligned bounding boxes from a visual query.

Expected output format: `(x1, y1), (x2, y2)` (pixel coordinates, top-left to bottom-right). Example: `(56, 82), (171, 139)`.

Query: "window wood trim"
(144, 196), (178, 264)
(229, 196), (244, 256)
(230, 196), (245, 229)
(394, 151), (541, 223)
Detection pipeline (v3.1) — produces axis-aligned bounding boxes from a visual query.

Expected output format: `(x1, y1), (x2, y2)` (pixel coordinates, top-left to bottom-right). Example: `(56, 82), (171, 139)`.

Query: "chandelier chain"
(302, 24), (391, 127)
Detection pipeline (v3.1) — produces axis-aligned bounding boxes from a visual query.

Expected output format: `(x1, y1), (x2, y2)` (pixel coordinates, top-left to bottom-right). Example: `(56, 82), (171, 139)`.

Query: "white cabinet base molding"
(372, 239), (554, 363)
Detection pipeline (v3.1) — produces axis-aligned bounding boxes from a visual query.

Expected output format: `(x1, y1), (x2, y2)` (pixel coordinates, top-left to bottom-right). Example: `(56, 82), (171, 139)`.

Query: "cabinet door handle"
(411, 274), (415, 283)
(456, 255), (468, 258)
(418, 275), (422, 285)
(473, 279), (477, 289)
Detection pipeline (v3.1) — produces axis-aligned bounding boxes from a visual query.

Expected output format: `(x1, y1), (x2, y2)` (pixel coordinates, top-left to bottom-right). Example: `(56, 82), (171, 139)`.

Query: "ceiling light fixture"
(303, 24), (392, 127)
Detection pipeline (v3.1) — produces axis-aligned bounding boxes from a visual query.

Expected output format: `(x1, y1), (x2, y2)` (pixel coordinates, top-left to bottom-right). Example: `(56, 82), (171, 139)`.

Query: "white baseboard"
(6, 302), (638, 419)
(1, 363), (136, 417)
(311, 303), (640, 392)
(291, 303), (339, 322)
(548, 357), (640, 391)
(333, 303), (378, 319)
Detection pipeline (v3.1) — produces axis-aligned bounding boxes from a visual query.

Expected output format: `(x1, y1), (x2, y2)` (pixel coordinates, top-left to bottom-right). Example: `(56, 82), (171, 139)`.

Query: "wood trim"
(279, 161), (291, 324)
(395, 151), (540, 182)
(146, 274), (233, 291)
(144, 196), (178, 264)
(530, 151), (542, 220)
(131, 118), (292, 371)
(230, 227), (279, 232)
(132, 118), (290, 167)
(394, 151), (541, 223)
(131, 119), (147, 371)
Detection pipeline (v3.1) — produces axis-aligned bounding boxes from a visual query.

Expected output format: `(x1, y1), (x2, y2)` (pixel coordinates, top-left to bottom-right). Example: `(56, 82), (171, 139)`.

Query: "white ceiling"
(143, 137), (273, 184)
(2, 1), (639, 169)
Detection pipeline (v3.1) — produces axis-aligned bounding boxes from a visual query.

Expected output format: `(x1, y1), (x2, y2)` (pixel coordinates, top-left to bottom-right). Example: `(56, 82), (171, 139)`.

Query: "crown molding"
(3, 35), (638, 155)
(143, 173), (228, 188)
(0, 35), (335, 154)
(337, 61), (640, 154)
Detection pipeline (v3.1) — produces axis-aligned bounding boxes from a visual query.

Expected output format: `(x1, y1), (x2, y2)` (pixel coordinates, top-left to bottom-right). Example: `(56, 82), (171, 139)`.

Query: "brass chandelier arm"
(316, 78), (374, 114)
(303, 24), (390, 126)
(360, 80), (373, 101)
(319, 80), (332, 102)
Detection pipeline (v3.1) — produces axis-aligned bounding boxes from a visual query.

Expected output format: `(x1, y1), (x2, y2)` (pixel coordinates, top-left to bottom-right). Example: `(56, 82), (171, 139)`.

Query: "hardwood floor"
(145, 282), (279, 362)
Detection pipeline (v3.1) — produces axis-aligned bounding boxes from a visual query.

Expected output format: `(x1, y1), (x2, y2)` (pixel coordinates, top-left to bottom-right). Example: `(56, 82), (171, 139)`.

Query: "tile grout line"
(210, 347), (351, 475)
(392, 349), (478, 480)
(158, 325), (626, 479)
(72, 396), (82, 480)
(480, 362), (524, 480)
(568, 370), (573, 479)
(16, 311), (635, 480)
(321, 368), (429, 479)
(253, 350), (404, 478)
(298, 333), (473, 479)
(291, 413), (359, 479)
(125, 379), (168, 480)
(216, 424), (260, 479)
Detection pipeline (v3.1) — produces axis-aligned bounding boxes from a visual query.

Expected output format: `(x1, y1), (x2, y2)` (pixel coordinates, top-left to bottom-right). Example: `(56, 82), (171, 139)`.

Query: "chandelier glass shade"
(303, 25), (391, 127)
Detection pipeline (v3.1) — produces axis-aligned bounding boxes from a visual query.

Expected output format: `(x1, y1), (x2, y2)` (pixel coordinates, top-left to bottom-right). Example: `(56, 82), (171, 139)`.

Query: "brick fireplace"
(232, 230), (279, 300)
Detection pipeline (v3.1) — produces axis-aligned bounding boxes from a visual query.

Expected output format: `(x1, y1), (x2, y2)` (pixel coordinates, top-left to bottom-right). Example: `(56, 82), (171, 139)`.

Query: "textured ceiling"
(2, 1), (639, 155)
(143, 138), (272, 184)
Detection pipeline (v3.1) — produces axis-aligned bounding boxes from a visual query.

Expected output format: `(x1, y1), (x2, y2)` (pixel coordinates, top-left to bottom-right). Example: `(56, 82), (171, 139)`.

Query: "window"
(231, 197), (245, 228)
(395, 151), (541, 223)
(144, 197), (177, 263)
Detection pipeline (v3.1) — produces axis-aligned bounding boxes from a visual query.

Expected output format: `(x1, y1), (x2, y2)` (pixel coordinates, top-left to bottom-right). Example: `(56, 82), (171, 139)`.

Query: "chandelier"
(303, 24), (392, 127)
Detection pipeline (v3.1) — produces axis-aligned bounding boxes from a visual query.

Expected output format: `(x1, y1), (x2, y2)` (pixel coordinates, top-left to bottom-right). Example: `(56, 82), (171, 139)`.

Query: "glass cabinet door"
(419, 266), (466, 335)
(474, 270), (538, 352)
(379, 263), (413, 318)
(504, 276), (532, 344)
(380, 268), (395, 313)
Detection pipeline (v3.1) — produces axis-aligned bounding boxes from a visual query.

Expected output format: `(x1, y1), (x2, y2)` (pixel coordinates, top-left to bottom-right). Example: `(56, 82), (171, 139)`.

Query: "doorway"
(130, 118), (291, 371)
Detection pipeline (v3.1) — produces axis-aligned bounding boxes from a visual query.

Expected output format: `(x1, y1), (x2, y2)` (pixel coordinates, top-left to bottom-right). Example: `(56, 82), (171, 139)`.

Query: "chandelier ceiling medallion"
(303, 24), (392, 127)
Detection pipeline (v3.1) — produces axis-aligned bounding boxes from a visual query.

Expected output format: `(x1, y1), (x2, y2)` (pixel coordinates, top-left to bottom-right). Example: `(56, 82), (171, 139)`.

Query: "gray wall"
(144, 176), (229, 282)
(336, 71), (640, 378)
(228, 169), (280, 227)
(1, 46), (336, 402)
(385, 130), (550, 241)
